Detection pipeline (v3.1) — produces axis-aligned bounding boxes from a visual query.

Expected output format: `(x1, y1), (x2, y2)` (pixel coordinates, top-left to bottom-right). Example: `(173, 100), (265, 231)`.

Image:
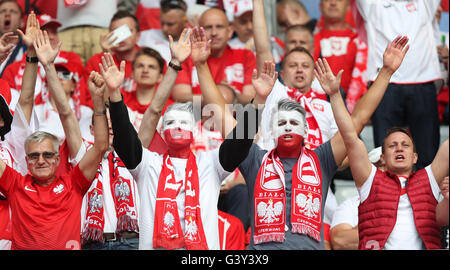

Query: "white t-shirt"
(138, 29), (172, 64)
(358, 164), (441, 250)
(257, 79), (338, 151)
(330, 195), (360, 230)
(130, 147), (231, 250)
(34, 99), (93, 143)
(57, 0), (117, 30)
(356, 0), (441, 83)
(70, 144), (140, 234)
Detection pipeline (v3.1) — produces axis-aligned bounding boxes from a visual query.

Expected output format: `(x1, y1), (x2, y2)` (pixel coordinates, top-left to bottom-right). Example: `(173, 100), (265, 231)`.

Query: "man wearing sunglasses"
(0, 30), (109, 250)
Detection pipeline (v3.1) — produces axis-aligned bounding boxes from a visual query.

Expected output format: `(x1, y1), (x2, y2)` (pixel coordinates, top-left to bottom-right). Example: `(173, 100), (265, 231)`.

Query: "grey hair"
(24, 131), (60, 153)
(162, 101), (195, 123)
(270, 98), (308, 130)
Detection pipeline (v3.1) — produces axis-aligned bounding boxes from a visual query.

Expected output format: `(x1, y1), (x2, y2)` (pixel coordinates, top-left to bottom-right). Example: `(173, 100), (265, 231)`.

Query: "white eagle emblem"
(163, 211), (175, 234)
(185, 216), (199, 241)
(88, 190), (103, 213)
(114, 178), (130, 202)
(296, 193), (320, 218)
(257, 199), (284, 224)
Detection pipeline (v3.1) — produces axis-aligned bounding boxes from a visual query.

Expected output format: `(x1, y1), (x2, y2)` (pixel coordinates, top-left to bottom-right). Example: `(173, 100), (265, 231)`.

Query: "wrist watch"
(168, 61), (182, 71)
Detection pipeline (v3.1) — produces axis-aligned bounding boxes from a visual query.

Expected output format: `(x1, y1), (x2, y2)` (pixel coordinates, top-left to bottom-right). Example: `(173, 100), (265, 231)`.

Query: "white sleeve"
(357, 164), (377, 203)
(129, 147), (161, 183)
(68, 140), (90, 167)
(330, 195), (360, 229)
(210, 148), (232, 182)
(355, 0), (371, 22)
(423, 0), (441, 20)
(6, 103), (38, 175)
(425, 165), (441, 201)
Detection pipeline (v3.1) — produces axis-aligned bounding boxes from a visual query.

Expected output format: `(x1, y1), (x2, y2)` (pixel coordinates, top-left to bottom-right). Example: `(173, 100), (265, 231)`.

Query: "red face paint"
(276, 133), (304, 158)
(163, 128), (193, 158)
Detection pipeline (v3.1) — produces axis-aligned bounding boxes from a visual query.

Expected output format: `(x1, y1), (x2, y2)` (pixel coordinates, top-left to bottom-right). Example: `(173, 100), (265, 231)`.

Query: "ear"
(227, 24), (234, 40)
(412, 152), (418, 165)
(157, 73), (164, 83)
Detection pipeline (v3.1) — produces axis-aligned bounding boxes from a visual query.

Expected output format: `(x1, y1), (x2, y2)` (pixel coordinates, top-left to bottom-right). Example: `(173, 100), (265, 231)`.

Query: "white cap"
(223, 0), (253, 21)
(368, 147), (382, 164)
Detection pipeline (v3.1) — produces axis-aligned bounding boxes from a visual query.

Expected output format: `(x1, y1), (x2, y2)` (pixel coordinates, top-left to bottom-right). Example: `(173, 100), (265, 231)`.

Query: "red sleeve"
(0, 166), (20, 198)
(70, 164), (92, 196)
(243, 50), (256, 86)
(1, 61), (21, 90)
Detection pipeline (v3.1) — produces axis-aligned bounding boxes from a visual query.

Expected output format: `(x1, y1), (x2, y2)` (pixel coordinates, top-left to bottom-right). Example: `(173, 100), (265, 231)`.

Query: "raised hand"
(0, 32), (17, 63)
(190, 27), (211, 65)
(100, 31), (119, 53)
(314, 58), (343, 96)
(17, 11), (40, 49)
(88, 71), (106, 99)
(252, 61), (277, 99)
(99, 52), (125, 91)
(382, 35), (409, 74)
(169, 28), (191, 65)
(34, 30), (62, 66)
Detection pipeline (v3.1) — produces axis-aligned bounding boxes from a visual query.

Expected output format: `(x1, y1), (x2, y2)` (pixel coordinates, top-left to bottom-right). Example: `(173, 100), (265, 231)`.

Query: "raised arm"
(16, 11), (40, 123)
(138, 28), (191, 148)
(252, 0), (274, 75)
(350, 36), (409, 133)
(34, 30), (83, 160)
(191, 27), (236, 138)
(101, 53), (143, 169)
(77, 70), (109, 182)
(0, 32), (17, 65)
(430, 137), (449, 186)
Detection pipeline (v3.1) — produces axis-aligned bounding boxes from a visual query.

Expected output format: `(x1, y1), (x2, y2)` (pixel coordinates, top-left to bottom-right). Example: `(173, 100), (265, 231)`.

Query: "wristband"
(168, 61), (182, 71)
(93, 109), (107, 115)
(26, 56), (39, 63)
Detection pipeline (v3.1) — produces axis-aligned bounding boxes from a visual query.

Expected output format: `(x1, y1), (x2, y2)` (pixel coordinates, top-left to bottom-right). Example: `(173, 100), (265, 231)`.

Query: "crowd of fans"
(0, 0), (448, 250)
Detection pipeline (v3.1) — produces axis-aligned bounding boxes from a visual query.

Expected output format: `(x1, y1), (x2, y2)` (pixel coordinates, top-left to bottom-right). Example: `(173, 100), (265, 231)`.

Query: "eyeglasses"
(56, 71), (74, 81)
(26, 151), (58, 162)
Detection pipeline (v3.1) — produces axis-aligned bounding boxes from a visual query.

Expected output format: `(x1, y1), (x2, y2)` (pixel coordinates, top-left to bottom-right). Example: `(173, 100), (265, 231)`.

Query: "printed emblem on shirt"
(320, 37), (350, 57)
(53, 184), (65, 194)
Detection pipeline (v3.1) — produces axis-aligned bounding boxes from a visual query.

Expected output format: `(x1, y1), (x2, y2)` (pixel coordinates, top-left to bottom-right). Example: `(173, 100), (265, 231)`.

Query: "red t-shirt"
(218, 210), (245, 250)
(0, 165), (91, 250)
(175, 46), (256, 95)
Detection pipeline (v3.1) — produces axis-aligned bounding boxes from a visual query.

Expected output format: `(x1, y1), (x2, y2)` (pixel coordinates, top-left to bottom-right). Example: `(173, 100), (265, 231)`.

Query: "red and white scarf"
(253, 148), (323, 244)
(153, 152), (208, 250)
(81, 151), (138, 244)
(286, 88), (323, 149)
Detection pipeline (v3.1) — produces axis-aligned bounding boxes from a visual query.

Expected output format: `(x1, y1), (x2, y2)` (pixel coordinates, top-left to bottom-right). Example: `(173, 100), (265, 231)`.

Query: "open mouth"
(4, 19), (11, 28)
(395, 154), (405, 161)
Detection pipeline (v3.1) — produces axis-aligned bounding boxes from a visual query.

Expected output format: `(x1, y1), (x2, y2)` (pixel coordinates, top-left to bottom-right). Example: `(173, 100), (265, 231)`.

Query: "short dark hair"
(133, 47), (165, 74)
(160, 0), (187, 13)
(281, 46), (314, 68)
(381, 127), (416, 153)
(110, 10), (140, 32)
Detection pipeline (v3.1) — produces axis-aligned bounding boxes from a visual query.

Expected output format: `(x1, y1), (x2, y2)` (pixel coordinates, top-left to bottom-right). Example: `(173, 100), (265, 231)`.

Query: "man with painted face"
(105, 25), (273, 249)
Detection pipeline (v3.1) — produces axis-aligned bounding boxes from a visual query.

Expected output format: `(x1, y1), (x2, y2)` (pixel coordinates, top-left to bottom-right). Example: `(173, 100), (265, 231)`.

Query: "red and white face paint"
(162, 110), (195, 158)
(271, 110), (307, 158)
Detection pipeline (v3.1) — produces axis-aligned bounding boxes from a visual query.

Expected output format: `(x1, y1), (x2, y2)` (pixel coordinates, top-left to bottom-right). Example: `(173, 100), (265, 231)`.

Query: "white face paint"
(162, 109), (195, 133)
(271, 110), (307, 139)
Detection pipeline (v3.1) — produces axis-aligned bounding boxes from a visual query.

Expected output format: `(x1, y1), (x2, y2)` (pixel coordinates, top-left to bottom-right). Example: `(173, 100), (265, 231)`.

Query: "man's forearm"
(110, 98), (143, 169)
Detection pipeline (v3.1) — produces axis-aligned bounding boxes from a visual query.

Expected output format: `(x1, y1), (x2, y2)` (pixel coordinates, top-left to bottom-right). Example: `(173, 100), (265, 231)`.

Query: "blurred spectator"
(314, 0), (368, 113)
(276, 0), (317, 33)
(218, 210), (246, 250)
(0, 0), (26, 76)
(56, 0), (117, 65)
(225, 0), (285, 65)
(138, 0), (189, 64)
(123, 46), (172, 131)
(2, 14), (86, 115)
(355, 0), (442, 170)
(85, 10), (141, 101)
(172, 8), (256, 104)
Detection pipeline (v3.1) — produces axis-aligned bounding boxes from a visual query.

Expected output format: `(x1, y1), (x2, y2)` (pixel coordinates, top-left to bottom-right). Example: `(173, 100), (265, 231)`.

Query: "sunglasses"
(26, 151), (58, 162)
(57, 71), (74, 81)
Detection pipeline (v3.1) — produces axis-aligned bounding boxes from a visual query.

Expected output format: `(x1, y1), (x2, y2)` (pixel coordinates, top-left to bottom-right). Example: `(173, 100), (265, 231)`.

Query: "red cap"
(37, 14), (62, 29)
(54, 51), (84, 82)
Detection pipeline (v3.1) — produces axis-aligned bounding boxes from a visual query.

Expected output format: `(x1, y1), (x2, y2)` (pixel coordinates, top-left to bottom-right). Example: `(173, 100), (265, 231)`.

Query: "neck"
(136, 86), (156, 105)
(323, 19), (349, 31)
(33, 176), (56, 187)
(211, 47), (226, 58)
(168, 146), (191, 159)
(114, 47), (138, 62)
